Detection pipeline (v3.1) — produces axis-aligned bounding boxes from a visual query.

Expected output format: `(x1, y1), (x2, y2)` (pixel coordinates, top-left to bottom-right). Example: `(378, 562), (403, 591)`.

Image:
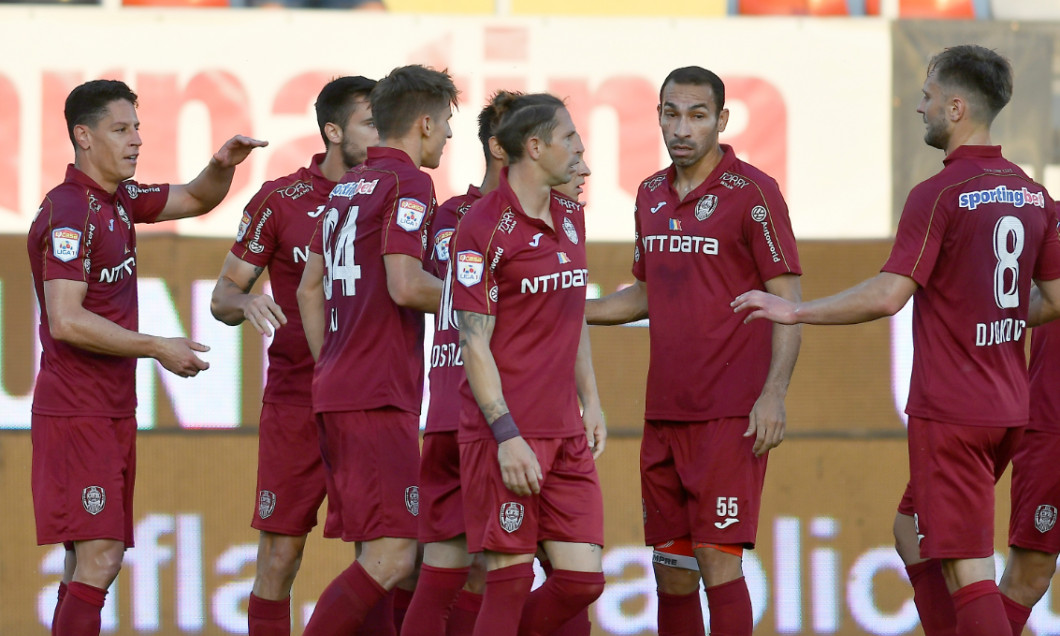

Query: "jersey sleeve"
(632, 195), (646, 282)
(428, 202), (459, 279)
(382, 173), (434, 260)
(451, 209), (500, 317)
(230, 185), (281, 267)
(744, 180), (801, 280)
(38, 194), (91, 283)
(308, 215), (324, 256)
(1033, 200), (1060, 282)
(122, 182), (170, 224)
(882, 182), (946, 287)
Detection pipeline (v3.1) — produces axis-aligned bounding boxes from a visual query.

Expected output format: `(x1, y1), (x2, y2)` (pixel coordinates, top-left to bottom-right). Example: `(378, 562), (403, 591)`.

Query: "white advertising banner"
(0, 9), (893, 240)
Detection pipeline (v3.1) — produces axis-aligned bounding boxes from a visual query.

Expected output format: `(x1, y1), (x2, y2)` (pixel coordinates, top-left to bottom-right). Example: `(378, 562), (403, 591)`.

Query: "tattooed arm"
(210, 252), (287, 336)
(458, 309), (542, 495)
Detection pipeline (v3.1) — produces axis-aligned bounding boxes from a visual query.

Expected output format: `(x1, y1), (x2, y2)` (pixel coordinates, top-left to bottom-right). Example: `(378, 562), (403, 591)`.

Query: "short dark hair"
(927, 45), (1013, 122)
(315, 76), (377, 146)
(64, 79), (138, 146)
(477, 97), (503, 163)
(659, 66), (725, 113)
(491, 92), (566, 162)
(370, 65), (459, 140)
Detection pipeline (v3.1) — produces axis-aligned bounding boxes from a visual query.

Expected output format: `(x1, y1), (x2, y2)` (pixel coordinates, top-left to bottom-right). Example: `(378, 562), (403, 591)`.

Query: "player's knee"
(77, 545), (125, 588)
(553, 570), (606, 607)
(653, 562), (701, 595)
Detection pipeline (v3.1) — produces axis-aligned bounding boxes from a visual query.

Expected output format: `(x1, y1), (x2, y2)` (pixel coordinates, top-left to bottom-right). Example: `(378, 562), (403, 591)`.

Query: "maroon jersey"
(229, 154), (336, 407)
(427, 185), (482, 433)
(632, 146), (801, 421)
(883, 145), (1060, 427)
(310, 146), (436, 414)
(1029, 320), (1060, 433)
(27, 165), (169, 417)
(452, 173), (588, 442)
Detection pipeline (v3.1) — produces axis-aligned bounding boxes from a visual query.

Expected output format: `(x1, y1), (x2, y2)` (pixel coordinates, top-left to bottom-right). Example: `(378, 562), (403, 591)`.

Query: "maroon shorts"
(317, 407), (420, 542)
(1009, 429), (1060, 553)
(907, 416), (1022, 559)
(418, 431), (465, 543)
(253, 402), (334, 537)
(641, 419), (767, 548)
(32, 414), (137, 547)
(460, 435), (604, 554)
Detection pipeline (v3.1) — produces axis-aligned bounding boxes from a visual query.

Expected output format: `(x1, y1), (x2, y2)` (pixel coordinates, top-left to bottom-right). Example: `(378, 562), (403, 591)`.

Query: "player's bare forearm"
(210, 258), (264, 326)
(1029, 280), (1060, 327)
(385, 253), (443, 313)
(585, 279), (648, 325)
(156, 136), (267, 221)
(297, 252), (326, 360)
(733, 272), (917, 326)
(457, 310), (510, 422)
(761, 274), (802, 397)
(574, 321), (607, 457)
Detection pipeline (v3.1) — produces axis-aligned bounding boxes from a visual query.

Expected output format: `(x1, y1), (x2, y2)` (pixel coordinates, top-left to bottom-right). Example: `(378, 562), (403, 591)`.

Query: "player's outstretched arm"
(384, 253), (444, 313)
(157, 135), (268, 222)
(45, 279), (209, 377)
(585, 279), (648, 326)
(210, 253), (286, 336)
(296, 251), (326, 361)
(458, 309), (542, 496)
(575, 320), (606, 459)
(1029, 280), (1060, 326)
(745, 274), (802, 457)
(732, 272), (917, 326)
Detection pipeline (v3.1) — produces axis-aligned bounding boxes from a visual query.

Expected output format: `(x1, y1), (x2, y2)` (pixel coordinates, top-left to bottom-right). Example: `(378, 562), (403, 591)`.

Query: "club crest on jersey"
(562, 217), (579, 244)
(1036, 505), (1057, 533)
(434, 228), (454, 262)
(557, 252), (572, 264)
(695, 195), (718, 221)
(751, 206), (768, 223)
(235, 210), (252, 242)
(500, 502), (524, 533)
(499, 210), (518, 234)
(405, 486), (420, 516)
(258, 490), (277, 519)
(396, 198), (427, 231)
(82, 486), (106, 515)
(644, 175), (666, 192)
(668, 219), (682, 231)
(456, 250), (484, 287)
(52, 228), (82, 262)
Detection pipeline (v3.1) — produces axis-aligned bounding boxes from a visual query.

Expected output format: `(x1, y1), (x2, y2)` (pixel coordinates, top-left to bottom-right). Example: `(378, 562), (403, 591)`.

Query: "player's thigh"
(640, 421), (689, 545)
(538, 435), (604, 550)
(419, 431), (466, 544)
(253, 402), (327, 536)
(1009, 429), (1060, 554)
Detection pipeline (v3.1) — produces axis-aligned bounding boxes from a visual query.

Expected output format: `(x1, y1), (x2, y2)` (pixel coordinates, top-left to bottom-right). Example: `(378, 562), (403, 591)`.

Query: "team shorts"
(252, 402), (334, 537)
(418, 431), (466, 543)
(460, 434), (604, 554)
(1009, 429), (1060, 554)
(316, 407), (420, 542)
(32, 414), (137, 547)
(906, 416), (1022, 559)
(641, 418), (767, 548)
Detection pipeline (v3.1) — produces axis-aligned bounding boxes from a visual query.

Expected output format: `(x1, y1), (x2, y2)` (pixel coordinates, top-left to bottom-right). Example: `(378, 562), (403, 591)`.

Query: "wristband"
(489, 413), (521, 444)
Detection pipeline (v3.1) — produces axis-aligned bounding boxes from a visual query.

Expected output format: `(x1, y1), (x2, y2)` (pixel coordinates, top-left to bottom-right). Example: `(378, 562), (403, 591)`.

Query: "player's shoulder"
(550, 190), (583, 215)
(722, 155), (781, 196)
(39, 182), (92, 224)
(253, 167), (322, 207)
(639, 168), (671, 192)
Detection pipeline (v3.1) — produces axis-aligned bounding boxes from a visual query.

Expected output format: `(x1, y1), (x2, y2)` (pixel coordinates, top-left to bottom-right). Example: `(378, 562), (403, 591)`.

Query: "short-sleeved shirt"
(229, 154), (336, 407)
(882, 145), (1060, 427)
(632, 145), (801, 421)
(310, 146), (436, 414)
(427, 185), (482, 433)
(452, 172), (588, 442)
(1029, 319), (1060, 433)
(27, 165), (169, 417)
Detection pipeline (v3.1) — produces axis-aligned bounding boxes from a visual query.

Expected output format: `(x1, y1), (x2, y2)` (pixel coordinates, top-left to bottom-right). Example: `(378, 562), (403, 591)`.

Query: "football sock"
(55, 581), (106, 636)
(656, 590), (705, 636)
(538, 559), (591, 636)
(906, 560), (957, 635)
(248, 593), (291, 636)
(1001, 593), (1032, 636)
(400, 565), (470, 636)
(705, 576), (753, 636)
(393, 586), (414, 633)
(51, 582), (68, 636)
(302, 561), (387, 636)
(952, 580), (1010, 636)
(359, 589), (397, 636)
(519, 569), (604, 636)
(471, 563), (534, 636)
(446, 589), (482, 636)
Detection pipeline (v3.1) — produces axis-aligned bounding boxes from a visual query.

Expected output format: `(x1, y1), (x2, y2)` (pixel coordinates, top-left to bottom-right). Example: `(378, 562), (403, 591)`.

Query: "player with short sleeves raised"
(586, 66), (802, 636)
(451, 92), (606, 636)
(733, 46), (1060, 636)
(27, 79), (264, 636)
(295, 65), (458, 636)
(208, 76), (378, 636)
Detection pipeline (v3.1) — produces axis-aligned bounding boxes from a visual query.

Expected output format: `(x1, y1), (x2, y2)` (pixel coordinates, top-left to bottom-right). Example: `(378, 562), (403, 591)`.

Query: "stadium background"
(1, 2), (1060, 634)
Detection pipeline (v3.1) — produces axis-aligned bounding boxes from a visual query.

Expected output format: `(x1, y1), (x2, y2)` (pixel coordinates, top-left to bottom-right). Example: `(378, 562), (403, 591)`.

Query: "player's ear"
(324, 122), (343, 146)
(949, 96), (966, 123)
(73, 124), (93, 151)
(420, 113), (433, 140)
(526, 135), (542, 161)
(717, 108), (729, 134)
(488, 136), (506, 162)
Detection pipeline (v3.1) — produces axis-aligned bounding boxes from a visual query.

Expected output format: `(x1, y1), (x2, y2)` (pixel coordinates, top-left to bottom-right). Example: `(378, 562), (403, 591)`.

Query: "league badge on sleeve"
(434, 228), (454, 262)
(235, 210), (252, 242)
(396, 198), (427, 231)
(52, 228), (82, 262)
(456, 250), (484, 287)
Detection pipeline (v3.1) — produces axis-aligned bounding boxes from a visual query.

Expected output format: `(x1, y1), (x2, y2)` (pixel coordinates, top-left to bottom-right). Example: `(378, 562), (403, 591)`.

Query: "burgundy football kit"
(28, 165), (169, 547)
(632, 146), (801, 550)
(882, 145), (1060, 559)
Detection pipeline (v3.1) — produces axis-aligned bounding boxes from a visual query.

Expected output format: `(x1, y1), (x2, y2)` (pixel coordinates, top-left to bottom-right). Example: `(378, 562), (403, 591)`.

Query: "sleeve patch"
(434, 228), (454, 262)
(396, 198), (427, 231)
(456, 250), (484, 287)
(51, 228), (82, 262)
(235, 210), (252, 242)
